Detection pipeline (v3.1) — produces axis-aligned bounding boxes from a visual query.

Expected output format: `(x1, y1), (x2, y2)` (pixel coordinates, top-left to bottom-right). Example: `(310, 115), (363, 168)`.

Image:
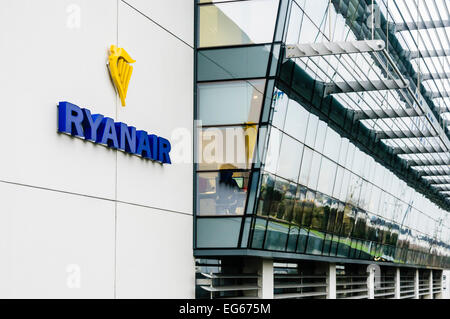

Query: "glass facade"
(194, 0), (450, 268)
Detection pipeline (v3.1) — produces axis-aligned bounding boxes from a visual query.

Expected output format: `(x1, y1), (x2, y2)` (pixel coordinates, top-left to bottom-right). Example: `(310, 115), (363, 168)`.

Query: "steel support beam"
(407, 49), (450, 59)
(423, 176), (450, 184)
(393, 145), (447, 155)
(428, 91), (450, 99)
(355, 108), (422, 121)
(285, 40), (385, 59)
(392, 20), (450, 32)
(430, 185), (450, 192)
(324, 79), (409, 95)
(418, 170), (450, 177)
(411, 159), (449, 167)
(377, 130), (436, 140)
(420, 72), (450, 81)
(435, 106), (450, 114)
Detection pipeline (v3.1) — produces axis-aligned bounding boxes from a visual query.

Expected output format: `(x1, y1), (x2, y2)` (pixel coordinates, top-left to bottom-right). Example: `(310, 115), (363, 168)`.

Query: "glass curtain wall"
(195, 0), (284, 249)
(194, 0), (450, 268)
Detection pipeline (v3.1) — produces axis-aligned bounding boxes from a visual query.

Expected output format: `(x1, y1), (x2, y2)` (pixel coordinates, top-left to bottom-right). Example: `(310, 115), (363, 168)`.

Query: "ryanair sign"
(58, 102), (172, 164)
(57, 45), (171, 164)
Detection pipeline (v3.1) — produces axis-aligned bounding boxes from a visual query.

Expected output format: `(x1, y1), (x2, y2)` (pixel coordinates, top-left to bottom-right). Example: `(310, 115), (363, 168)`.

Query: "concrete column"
(327, 263), (336, 299)
(257, 258), (273, 299)
(394, 268), (401, 299)
(367, 267), (375, 299)
(442, 270), (449, 299)
(426, 270), (433, 299)
(437, 271), (444, 299)
(433, 270), (442, 299)
(414, 269), (419, 299)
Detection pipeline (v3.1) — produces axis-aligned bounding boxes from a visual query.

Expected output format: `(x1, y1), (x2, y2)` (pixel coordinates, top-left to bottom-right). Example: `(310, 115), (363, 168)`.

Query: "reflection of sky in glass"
(217, 0), (279, 44)
(284, 0), (450, 208)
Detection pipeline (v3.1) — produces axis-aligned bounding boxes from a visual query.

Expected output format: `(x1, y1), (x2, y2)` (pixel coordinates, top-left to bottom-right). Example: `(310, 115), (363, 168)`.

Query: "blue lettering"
(158, 137), (171, 164)
(57, 102), (171, 164)
(148, 134), (158, 161)
(97, 117), (119, 149)
(82, 109), (104, 142)
(58, 101), (84, 137)
(115, 122), (136, 153)
(136, 130), (152, 158)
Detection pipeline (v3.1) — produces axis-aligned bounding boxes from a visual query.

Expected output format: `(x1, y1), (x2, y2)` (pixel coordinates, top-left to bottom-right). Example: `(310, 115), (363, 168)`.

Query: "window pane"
(240, 218), (252, 248)
(338, 138), (349, 166)
(197, 45), (272, 81)
(198, 80), (265, 125)
(302, 189), (315, 227)
(326, 199), (339, 233)
(199, 0), (280, 47)
(339, 169), (350, 202)
(264, 127), (282, 174)
(304, 113), (318, 148)
(198, 126), (259, 170)
(334, 202), (345, 235)
(353, 210), (368, 240)
(264, 221), (289, 251)
(257, 173), (275, 216)
(341, 204), (356, 237)
(251, 218), (267, 249)
(316, 156), (337, 196)
(337, 237), (351, 258)
(275, 182), (298, 223)
(306, 229), (324, 255)
(284, 99), (309, 142)
(307, 151), (322, 190)
(276, 134), (303, 182)
(285, 1), (303, 43)
(292, 186), (307, 225)
(271, 89), (288, 129)
(196, 217), (242, 248)
(314, 121), (327, 153)
(197, 171), (249, 215)
(286, 226), (299, 252)
(323, 128), (341, 162)
(310, 192), (331, 231)
(268, 177), (289, 219)
(297, 228), (309, 253)
(332, 165), (344, 199)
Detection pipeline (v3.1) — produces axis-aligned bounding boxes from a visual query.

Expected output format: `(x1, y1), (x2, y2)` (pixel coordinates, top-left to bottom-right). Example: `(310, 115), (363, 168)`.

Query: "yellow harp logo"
(108, 45), (136, 107)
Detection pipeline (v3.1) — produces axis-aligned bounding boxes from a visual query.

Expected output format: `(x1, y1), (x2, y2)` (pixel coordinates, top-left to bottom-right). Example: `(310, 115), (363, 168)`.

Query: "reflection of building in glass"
(195, 0), (450, 299)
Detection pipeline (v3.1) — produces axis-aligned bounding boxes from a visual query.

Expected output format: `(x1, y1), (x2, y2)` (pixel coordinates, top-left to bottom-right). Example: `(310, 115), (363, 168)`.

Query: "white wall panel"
(0, 0), (118, 199)
(0, 0), (195, 298)
(116, 2), (193, 214)
(115, 203), (195, 298)
(122, 0), (194, 47)
(0, 182), (115, 298)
